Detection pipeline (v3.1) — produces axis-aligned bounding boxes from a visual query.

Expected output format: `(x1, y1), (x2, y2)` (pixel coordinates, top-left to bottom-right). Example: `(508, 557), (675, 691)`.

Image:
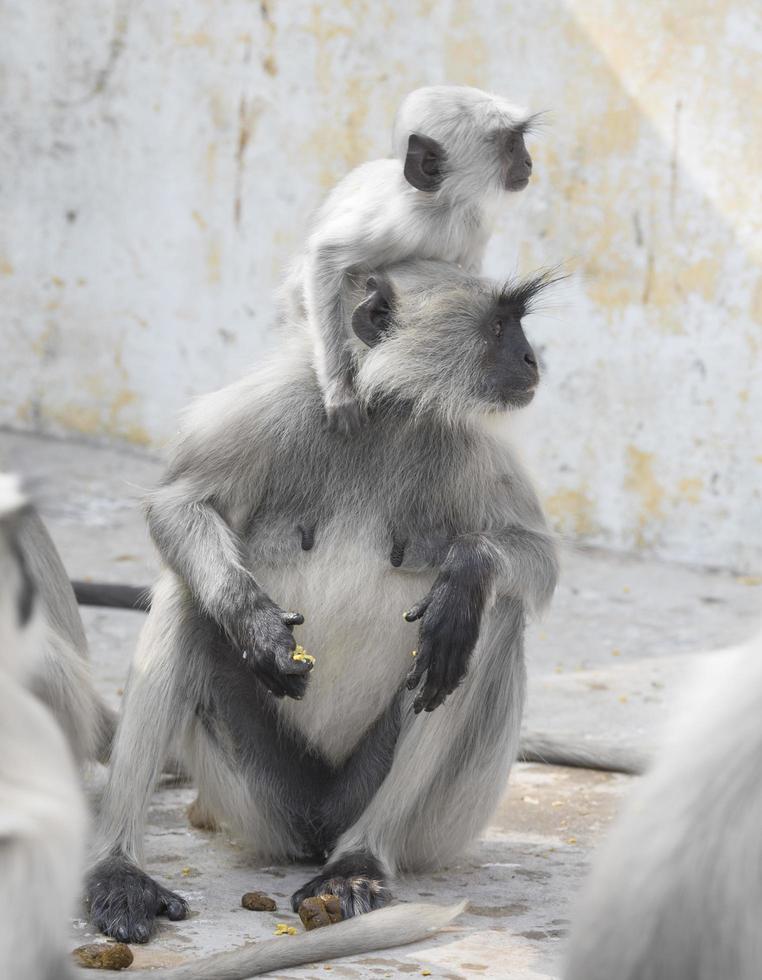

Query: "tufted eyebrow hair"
(495, 267), (567, 318)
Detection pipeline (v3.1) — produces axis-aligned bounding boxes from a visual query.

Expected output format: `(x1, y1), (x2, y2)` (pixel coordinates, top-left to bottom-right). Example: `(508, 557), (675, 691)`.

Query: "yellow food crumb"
(619, 695), (628, 703)
(292, 645), (315, 665)
(738, 575), (762, 586)
(411, 649), (417, 657)
(611, 648), (621, 657)
(566, 837), (577, 845)
(274, 923), (298, 936)
(422, 972), (432, 977)
(180, 867), (191, 876)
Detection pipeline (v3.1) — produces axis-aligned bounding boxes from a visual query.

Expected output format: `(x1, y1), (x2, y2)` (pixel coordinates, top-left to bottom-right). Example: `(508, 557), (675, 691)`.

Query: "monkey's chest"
(245, 524), (439, 766)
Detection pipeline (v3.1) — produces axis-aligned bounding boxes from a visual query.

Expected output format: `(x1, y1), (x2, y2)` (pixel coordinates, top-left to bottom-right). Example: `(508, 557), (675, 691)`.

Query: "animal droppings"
(72, 942), (134, 970)
(242, 890), (277, 911)
(298, 894), (343, 930)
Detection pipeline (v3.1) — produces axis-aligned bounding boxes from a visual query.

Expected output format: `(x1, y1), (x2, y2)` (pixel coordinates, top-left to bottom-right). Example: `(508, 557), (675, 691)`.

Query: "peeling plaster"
(0, 0), (760, 571)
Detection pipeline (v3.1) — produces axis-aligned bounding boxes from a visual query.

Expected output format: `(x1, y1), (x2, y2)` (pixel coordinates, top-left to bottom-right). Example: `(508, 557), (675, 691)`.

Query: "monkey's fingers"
(281, 611), (305, 628)
(414, 650), (449, 713)
(406, 642), (433, 693)
(404, 597), (431, 623)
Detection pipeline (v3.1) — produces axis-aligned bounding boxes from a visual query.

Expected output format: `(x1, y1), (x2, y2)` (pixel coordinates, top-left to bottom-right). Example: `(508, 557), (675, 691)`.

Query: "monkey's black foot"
(290, 851), (391, 918)
(86, 855), (188, 943)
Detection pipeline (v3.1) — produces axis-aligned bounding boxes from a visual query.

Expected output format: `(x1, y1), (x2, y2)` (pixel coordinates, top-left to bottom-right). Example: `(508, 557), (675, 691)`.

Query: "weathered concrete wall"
(1, 1), (760, 571)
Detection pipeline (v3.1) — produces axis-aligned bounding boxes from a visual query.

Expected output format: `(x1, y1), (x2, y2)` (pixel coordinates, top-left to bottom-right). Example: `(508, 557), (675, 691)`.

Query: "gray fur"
(17, 507), (116, 764)
(518, 731), (648, 775)
(87, 260), (557, 972)
(282, 85), (534, 432)
(565, 636), (762, 980)
(86, 902), (465, 980)
(0, 476), (87, 980)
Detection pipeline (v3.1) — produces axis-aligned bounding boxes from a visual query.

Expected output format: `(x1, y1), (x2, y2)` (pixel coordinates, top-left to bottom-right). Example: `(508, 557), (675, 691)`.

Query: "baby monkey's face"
(496, 128), (533, 192)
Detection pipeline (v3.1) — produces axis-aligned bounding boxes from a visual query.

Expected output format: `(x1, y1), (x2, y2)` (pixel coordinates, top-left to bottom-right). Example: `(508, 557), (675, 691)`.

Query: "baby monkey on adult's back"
(286, 85), (537, 434)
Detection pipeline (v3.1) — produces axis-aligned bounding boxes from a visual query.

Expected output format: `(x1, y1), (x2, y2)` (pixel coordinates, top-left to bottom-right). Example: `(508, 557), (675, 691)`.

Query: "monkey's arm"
(303, 171), (408, 434)
(465, 524), (559, 615)
(146, 479), (310, 699)
(303, 241), (360, 434)
(405, 522), (557, 713)
(144, 379), (313, 697)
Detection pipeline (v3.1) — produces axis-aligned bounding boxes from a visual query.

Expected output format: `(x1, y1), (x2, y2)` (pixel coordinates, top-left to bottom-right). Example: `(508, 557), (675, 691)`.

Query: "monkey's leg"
(292, 598), (526, 915)
(86, 576), (195, 943)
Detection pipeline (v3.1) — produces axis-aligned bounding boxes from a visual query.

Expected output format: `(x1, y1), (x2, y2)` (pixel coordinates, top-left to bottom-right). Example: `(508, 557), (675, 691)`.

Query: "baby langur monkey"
(0, 476), (88, 980)
(288, 84), (536, 434)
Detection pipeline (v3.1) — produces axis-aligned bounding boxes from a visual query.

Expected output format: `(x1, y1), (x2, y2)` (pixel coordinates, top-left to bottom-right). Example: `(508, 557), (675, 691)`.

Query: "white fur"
(0, 479), (87, 980)
(566, 633), (762, 980)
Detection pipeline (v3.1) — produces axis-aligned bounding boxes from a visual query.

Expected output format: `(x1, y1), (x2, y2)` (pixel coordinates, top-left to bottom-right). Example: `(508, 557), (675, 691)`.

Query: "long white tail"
(86, 902), (465, 980)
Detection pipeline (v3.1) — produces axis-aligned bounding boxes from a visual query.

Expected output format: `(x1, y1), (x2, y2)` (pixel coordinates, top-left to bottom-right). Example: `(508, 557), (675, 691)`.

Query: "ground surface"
(2, 429), (760, 979)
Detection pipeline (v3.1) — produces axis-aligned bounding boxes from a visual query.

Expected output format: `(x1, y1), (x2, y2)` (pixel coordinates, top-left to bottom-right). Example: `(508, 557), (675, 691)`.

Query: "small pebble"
(298, 894), (343, 931)
(242, 890), (277, 911)
(72, 943), (133, 971)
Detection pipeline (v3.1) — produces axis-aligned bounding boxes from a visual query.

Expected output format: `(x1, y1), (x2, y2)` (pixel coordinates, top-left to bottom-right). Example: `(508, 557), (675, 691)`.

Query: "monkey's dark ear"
(403, 133), (446, 192)
(352, 276), (395, 347)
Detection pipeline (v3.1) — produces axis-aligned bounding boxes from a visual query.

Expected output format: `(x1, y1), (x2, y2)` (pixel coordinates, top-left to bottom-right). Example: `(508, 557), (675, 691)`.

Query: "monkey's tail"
(519, 730), (648, 776)
(87, 902), (465, 980)
(71, 581), (151, 612)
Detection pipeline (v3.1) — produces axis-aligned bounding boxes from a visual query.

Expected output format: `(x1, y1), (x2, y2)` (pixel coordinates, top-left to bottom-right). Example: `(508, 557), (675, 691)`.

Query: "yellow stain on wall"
(206, 239), (221, 284)
(625, 446), (665, 526)
(545, 487), (596, 536)
(677, 477), (703, 504)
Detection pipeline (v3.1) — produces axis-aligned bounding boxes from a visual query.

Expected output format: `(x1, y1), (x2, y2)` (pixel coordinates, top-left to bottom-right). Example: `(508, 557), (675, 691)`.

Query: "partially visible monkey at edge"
(83, 258), (559, 976)
(283, 84), (537, 435)
(0, 476), (88, 980)
(564, 631), (762, 980)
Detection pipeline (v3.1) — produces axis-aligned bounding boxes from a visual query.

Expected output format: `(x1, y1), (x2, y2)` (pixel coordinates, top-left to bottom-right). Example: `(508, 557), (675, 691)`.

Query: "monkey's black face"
(500, 130), (533, 192)
(478, 302), (539, 409)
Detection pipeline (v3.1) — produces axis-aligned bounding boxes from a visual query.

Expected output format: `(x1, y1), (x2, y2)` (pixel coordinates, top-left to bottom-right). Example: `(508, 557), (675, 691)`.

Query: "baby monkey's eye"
(492, 319), (504, 339)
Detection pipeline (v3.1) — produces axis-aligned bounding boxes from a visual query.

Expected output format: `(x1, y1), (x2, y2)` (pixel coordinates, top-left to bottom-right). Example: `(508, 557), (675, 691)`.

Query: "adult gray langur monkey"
(86, 259), (559, 969)
(284, 84), (537, 435)
(0, 476), (88, 980)
(565, 633), (762, 980)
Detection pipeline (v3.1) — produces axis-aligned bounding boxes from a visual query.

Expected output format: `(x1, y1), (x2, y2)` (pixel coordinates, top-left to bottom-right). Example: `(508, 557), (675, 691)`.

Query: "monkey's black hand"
(404, 549), (491, 713)
(231, 597), (311, 699)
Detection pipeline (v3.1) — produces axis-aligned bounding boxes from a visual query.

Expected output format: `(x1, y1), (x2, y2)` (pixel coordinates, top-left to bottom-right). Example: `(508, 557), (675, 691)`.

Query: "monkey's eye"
(492, 319), (504, 339)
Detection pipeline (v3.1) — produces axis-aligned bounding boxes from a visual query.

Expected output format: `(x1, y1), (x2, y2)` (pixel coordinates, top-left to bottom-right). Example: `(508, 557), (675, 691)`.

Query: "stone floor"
(2, 428), (760, 979)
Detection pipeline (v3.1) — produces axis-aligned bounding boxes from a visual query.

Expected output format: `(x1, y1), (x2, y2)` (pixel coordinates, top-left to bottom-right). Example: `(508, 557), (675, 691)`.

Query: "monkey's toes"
(291, 853), (391, 918)
(86, 856), (188, 943)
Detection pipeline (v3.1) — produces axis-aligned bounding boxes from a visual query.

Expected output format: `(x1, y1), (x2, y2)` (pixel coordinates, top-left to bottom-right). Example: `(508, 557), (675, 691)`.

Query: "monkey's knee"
(86, 854), (188, 944)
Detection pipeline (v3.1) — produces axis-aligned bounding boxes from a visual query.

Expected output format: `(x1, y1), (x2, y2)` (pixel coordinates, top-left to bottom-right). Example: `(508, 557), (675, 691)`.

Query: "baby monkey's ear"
(352, 275), (396, 347)
(404, 133), (446, 191)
